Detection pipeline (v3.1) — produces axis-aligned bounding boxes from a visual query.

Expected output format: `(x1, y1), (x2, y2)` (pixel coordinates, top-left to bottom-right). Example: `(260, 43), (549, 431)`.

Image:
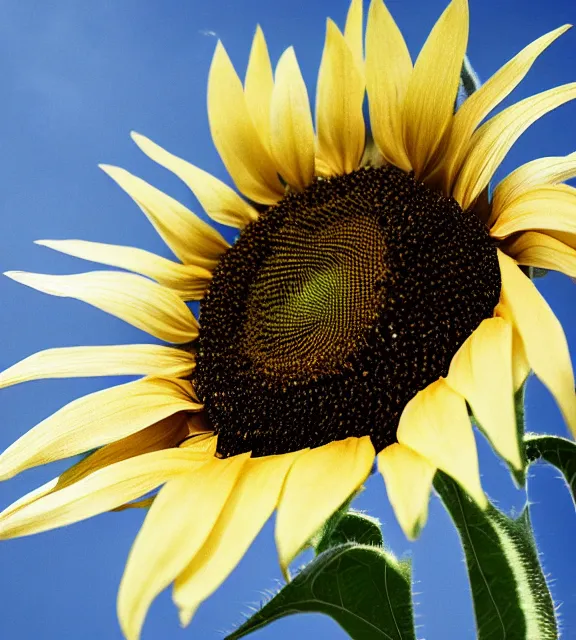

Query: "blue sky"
(0, 0), (575, 638)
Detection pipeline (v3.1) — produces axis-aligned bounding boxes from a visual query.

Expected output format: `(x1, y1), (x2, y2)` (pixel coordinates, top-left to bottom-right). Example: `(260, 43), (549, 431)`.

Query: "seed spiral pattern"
(194, 165), (501, 458)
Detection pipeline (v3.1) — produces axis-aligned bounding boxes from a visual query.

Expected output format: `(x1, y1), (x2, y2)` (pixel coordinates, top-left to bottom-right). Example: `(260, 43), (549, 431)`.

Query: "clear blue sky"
(0, 0), (575, 638)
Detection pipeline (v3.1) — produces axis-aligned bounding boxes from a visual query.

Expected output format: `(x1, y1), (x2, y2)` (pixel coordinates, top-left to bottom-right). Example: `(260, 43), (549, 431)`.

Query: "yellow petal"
(315, 19), (365, 175)
(397, 378), (486, 507)
(244, 26), (275, 154)
(173, 451), (301, 626)
(37, 239), (212, 300)
(377, 443), (435, 539)
(498, 250), (576, 437)
(0, 448), (208, 540)
(209, 41), (284, 204)
(0, 414), (189, 521)
(494, 302), (531, 392)
(4, 270), (198, 344)
(271, 47), (315, 190)
(453, 84), (576, 210)
(365, 0), (412, 171)
(447, 317), (521, 469)
(491, 152), (576, 224)
(275, 436), (374, 573)
(0, 344), (195, 389)
(118, 454), (248, 640)
(130, 132), (258, 229)
(344, 0), (364, 74)
(442, 26), (570, 192)
(403, 0), (469, 178)
(502, 231), (576, 278)
(0, 377), (200, 480)
(491, 184), (576, 239)
(100, 165), (228, 269)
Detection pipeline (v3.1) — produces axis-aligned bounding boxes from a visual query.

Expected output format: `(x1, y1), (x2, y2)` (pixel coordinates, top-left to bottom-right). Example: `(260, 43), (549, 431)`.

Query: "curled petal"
(502, 231), (576, 278)
(447, 317), (521, 469)
(397, 378), (486, 507)
(498, 250), (576, 437)
(491, 151), (576, 223)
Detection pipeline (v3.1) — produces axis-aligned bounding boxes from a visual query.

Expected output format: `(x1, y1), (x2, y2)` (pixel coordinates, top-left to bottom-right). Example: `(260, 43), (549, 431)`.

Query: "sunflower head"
(195, 164), (501, 458)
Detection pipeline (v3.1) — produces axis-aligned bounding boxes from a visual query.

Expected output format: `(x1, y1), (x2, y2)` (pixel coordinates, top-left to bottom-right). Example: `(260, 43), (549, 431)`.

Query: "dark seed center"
(194, 165), (501, 458)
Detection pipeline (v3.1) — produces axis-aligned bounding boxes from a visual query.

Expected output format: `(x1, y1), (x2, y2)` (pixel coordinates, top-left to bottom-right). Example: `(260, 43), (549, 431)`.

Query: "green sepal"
(225, 543), (415, 640)
(315, 510), (383, 554)
(525, 433), (576, 508)
(456, 55), (481, 111)
(435, 471), (558, 640)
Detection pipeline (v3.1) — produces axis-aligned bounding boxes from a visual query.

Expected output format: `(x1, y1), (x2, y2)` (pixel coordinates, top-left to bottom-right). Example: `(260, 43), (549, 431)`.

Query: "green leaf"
(315, 510), (383, 554)
(226, 543), (415, 640)
(435, 471), (557, 640)
(525, 433), (576, 508)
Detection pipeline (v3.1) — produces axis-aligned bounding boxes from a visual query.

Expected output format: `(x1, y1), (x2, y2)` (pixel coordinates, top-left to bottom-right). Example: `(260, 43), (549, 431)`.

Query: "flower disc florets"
(195, 165), (501, 457)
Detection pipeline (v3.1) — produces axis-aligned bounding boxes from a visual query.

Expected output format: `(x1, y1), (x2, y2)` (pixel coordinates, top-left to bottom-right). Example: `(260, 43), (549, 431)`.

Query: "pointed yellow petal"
(100, 165), (228, 269)
(209, 41), (284, 204)
(0, 377), (200, 480)
(130, 133), (258, 229)
(244, 26), (275, 154)
(315, 19), (365, 175)
(118, 454), (248, 640)
(4, 271), (198, 344)
(498, 250), (576, 437)
(275, 436), (374, 572)
(37, 239), (212, 300)
(403, 0), (469, 177)
(173, 451), (301, 626)
(0, 448), (208, 540)
(344, 0), (364, 74)
(447, 317), (521, 469)
(378, 443), (435, 540)
(442, 26), (570, 192)
(491, 152), (576, 224)
(271, 47), (315, 190)
(0, 414), (190, 521)
(453, 84), (576, 210)
(0, 344), (195, 389)
(502, 231), (576, 277)
(491, 184), (576, 239)
(60, 414), (191, 488)
(365, 0), (412, 171)
(397, 378), (486, 507)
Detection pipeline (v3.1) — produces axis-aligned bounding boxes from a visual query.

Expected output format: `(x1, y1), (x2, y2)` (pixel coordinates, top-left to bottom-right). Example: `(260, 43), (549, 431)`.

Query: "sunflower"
(1, 0), (575, 637)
